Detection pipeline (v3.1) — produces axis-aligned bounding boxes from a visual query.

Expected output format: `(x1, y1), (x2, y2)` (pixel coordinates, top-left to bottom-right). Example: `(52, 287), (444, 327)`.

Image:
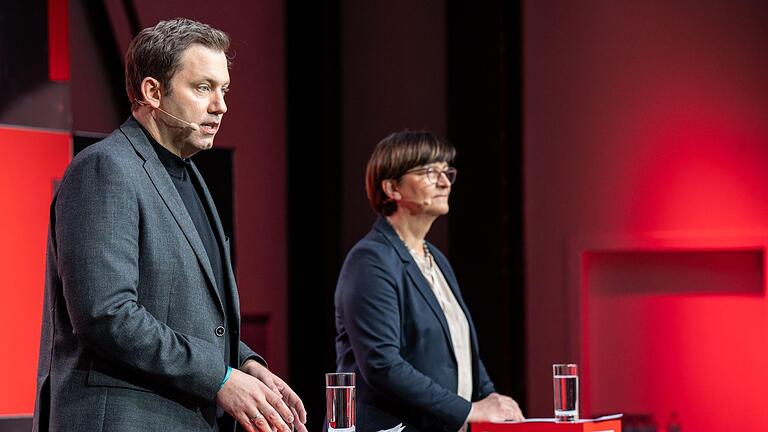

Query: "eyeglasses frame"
(400, 166), (458, 185)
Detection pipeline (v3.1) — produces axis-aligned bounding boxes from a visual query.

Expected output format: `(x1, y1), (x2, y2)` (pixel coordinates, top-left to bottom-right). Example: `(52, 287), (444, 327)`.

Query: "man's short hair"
(365, 131), (456, 216)
(125, 18), (230, 106)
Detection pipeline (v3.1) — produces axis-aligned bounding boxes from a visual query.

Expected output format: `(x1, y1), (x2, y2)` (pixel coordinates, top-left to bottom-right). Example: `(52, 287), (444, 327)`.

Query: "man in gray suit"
(33, 18), (307, 432)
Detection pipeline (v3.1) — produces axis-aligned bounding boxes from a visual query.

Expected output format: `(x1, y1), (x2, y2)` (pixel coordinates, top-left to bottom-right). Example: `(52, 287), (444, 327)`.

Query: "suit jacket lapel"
(189, 162), (240, 325)
(431, 249), (472, 327)
(430, 247), (484, 392)
(374, 217), (456, 356)
(119, 118), (225, 316)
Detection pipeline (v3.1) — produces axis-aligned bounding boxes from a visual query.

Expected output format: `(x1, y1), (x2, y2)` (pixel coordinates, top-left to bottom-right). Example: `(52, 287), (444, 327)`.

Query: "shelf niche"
(575, 241), (767, 432)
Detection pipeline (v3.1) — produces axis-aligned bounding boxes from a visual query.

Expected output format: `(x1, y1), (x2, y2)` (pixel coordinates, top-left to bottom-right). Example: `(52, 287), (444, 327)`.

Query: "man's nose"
(210, 91), (227, 115)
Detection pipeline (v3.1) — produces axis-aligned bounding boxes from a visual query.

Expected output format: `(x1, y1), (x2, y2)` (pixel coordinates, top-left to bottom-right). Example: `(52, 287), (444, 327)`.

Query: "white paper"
(507, 413), (623, 423)
(377, 423), (405, 432)
(330, 421), (406, 432)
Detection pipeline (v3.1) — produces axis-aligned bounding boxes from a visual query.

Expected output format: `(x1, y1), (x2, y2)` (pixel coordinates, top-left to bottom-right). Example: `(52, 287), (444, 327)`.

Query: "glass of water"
(553, 364), (578, 422)
(326, 372), (355, 432)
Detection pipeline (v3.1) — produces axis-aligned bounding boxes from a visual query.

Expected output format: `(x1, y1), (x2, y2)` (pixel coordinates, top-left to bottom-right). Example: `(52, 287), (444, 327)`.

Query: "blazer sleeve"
(477, 358), (496, 399)
(56, 152), (226, 402)
(338, 246), (472, 431)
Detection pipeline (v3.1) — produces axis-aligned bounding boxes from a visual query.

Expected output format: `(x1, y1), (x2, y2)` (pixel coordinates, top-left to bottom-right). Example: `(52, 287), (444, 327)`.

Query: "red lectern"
(471, 418), (621, 432)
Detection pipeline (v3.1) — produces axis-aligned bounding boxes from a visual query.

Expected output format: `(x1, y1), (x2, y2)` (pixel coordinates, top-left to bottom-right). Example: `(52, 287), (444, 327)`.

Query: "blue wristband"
(218, 366), (233, 392)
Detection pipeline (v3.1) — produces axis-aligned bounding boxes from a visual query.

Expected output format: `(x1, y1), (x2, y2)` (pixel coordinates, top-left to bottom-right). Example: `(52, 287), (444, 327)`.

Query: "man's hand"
(468, 392), (525, 423)
(242, 360), (308, 432)
(215, 367), (294, 432)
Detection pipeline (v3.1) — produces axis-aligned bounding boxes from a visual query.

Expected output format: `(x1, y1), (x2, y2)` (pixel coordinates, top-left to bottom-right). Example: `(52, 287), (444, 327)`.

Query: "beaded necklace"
(386, 218), (434, 271)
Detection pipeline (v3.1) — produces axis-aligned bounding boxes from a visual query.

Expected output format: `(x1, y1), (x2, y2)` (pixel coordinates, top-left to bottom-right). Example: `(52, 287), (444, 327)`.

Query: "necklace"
(404, 238), (430, 261)
(417, 242), (437, 286)
(421, 242), (433, 263)
(400, 236), (435, 279)
(406, 240), (437, 286)
(409, 241), (431, 262)
(386, 218), (432, 262)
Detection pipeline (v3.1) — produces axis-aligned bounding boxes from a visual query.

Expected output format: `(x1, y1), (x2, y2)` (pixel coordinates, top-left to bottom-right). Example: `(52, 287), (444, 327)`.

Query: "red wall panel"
(47, 0), (69, 81)
(0, 127), (70, 414)
(524, 0), (768, 426)
(585, 249), (767, 431)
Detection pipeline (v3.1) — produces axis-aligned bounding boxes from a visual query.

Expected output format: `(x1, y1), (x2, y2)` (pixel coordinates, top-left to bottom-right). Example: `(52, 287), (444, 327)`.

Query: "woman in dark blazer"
(334, 131), (524, 432)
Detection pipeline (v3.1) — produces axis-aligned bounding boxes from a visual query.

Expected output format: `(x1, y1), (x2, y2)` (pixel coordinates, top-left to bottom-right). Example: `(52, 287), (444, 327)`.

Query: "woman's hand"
(468, 392), (525, 423)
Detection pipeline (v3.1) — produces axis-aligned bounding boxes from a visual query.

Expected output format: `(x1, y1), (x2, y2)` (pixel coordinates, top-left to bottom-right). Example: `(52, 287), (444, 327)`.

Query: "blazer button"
(215, 326), (226, 337)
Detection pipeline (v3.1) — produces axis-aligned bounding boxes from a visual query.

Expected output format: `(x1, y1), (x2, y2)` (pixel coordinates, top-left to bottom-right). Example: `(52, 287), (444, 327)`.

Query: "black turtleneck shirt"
(142, 126), (230, 359)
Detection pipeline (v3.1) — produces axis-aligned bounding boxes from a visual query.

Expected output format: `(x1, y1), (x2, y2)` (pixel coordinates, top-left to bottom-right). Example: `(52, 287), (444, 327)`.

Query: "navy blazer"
(334, 217), (496, 432)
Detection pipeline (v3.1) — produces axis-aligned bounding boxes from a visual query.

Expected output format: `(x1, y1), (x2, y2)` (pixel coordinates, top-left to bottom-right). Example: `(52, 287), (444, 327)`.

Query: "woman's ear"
(139, 77), (162, 108)
(382, 179), (402, 201)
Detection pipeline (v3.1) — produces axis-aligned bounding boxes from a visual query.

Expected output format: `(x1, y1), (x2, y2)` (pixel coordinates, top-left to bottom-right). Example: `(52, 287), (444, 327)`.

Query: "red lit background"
(0, 127), (70, 414)
(576, 243), (768, 431)
(6, 0), (768, 429)
(525, 0), (768, 429)
(47, 0), (68, 81)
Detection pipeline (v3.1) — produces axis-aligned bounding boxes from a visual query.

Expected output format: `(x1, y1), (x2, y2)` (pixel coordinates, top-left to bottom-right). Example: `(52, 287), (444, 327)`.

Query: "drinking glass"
(553, 364), (578, 422)
(326, 372), (355, 432)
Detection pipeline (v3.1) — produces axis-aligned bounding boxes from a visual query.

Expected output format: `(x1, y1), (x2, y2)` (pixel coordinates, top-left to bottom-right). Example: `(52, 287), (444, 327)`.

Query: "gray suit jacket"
(33, 117), (262, 431)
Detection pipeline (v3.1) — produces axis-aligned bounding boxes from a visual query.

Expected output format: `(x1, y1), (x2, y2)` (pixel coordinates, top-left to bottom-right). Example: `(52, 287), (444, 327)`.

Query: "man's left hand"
(242, 360), (308, 432)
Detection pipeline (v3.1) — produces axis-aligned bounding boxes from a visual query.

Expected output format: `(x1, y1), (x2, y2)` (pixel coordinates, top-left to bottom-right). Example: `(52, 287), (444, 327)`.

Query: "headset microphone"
(135, 100), (200, 131)
(154, 107), (200, 132)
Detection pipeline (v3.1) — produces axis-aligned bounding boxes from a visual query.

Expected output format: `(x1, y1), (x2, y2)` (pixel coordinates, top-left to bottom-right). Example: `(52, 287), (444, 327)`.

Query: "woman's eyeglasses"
(402, 167), (458, 185)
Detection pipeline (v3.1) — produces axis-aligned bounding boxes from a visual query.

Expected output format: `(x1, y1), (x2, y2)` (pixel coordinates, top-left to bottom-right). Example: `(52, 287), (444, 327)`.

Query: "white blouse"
(409, 248), (473, 405)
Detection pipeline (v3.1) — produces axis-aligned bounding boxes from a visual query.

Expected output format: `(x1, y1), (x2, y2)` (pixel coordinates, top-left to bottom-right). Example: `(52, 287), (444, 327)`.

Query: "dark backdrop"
(285, 0), (342, 426)
(286, 1), (525, 428)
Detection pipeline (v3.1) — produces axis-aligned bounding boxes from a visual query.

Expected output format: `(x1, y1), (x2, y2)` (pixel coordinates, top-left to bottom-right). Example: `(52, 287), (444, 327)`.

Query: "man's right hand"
(215, 368), (295, 432)
(468, 392), (525, 423)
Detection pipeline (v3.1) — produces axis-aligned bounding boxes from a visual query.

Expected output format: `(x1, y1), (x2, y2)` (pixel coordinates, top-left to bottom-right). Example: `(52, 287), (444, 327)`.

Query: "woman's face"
(391, 161), (455, 217)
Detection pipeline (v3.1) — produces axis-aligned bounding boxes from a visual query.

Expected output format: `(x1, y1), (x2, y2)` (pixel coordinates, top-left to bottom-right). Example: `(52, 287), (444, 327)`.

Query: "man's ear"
(382, 179), (401, 201)
(139, 77), (162, 108)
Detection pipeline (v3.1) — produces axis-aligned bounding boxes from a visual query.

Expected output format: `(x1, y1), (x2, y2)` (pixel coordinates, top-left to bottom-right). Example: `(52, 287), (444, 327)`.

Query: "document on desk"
(513, 414), (623, 423)
(376, 423), (406, 432)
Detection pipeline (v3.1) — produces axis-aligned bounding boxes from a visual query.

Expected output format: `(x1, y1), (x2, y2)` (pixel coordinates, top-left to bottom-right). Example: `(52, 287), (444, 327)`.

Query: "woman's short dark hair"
(125, 18), (230, 106)
(365, 130), (456, 216)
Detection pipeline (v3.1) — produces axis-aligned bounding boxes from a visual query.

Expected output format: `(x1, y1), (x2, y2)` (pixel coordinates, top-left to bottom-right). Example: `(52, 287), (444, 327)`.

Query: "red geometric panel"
(0, 126), (70, 415)
(47, 0), (70, 81)
(583, 249), (767, 432)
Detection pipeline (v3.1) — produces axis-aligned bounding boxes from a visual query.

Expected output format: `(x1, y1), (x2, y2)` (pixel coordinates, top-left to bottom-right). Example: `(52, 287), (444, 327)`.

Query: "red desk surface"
(471, 419), (621, 432)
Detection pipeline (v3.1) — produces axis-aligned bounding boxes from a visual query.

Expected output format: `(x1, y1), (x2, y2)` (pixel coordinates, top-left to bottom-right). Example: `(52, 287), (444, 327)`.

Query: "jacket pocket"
(86, 360), (156, 393)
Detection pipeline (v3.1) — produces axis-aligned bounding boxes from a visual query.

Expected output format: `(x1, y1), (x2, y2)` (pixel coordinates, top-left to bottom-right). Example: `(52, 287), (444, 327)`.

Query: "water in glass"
(553, 374), (578, 422)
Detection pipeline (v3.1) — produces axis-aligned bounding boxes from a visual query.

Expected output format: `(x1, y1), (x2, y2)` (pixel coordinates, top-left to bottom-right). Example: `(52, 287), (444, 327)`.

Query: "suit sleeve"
(338, 247), (471, 431)
(238, 341), (266, 368)
(56, 152), (226, 401)
(477, 358), (496, 399)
